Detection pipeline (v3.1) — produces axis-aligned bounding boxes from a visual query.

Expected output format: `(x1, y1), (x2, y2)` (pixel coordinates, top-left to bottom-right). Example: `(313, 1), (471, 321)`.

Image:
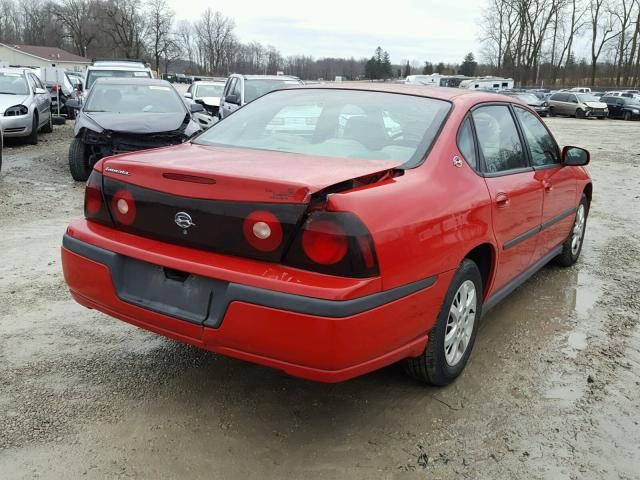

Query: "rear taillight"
(110, 189), (137, 225)
(84, 170), (112, 224)
(284, 211), (379, 278)
(242, 210), (283, 252)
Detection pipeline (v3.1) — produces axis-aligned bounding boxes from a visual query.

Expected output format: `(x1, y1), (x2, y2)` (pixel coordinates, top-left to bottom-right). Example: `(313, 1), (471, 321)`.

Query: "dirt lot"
(0, 116), (639, 479)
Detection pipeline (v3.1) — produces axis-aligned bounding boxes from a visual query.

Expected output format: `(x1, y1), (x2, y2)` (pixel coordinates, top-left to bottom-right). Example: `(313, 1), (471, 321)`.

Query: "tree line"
(480, 0), (640, 87)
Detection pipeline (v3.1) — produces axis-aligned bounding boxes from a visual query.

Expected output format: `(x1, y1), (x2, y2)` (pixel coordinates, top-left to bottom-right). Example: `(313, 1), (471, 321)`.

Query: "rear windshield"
(85, 83), (185, 114)
(244, 79), (302, 103)
(86, 69), (151, 89)
(194, 89), (451, 165)
(515, 93), (540, 103)
(0, 72), (29, 95)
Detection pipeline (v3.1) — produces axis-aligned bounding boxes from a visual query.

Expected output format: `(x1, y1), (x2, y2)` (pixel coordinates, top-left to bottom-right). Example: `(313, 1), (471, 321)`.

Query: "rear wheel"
(554, 195), (588, 267)
(68, 138), (90, 181)
(404, 259), (482, 385)
(26, 114), (38, 145)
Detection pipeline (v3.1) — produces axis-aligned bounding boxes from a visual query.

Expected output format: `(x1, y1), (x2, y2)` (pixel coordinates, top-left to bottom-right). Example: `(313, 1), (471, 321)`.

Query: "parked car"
(548, 92), (608, 119)
(501, 92), (550, 116)
(82, 60), (153, 92)
(569, 87), (592, 93)
(184, 80), (226, 117)
(61, 85), (592, 385)
(0, 67), (53, 144)
(44, 70), (83, 119)
(601, 96), (640, 120)
(0, 120), (3, 172)
(218, 74), (303, 118)
(66, 78), (204, 181)
(603, 90), (640, 101)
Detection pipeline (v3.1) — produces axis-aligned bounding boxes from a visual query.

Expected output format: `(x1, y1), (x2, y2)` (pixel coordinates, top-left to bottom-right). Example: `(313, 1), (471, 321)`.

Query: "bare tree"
(145, 0), (173, 72)
(102, 0), (146, 59)
(54, 0), (97, 56)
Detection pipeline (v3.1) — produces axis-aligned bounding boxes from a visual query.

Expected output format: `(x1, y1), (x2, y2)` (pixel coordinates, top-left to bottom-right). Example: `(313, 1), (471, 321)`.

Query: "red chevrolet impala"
(61, 85), (592, 384)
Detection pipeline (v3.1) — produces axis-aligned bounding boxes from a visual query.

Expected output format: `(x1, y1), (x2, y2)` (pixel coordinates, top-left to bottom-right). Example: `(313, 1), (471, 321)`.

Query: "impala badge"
(175, 212), (195, 233)
(453, 156), (463, 168)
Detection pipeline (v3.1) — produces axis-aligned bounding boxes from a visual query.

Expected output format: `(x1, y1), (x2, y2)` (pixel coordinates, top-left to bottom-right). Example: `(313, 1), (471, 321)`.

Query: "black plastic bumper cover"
(63, 234), (437, 328)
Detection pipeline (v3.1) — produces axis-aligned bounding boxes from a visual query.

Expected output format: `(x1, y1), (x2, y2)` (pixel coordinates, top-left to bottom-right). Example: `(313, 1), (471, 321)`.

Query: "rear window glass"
(86, 70), (151, 89)
(194, 89), (452, 166)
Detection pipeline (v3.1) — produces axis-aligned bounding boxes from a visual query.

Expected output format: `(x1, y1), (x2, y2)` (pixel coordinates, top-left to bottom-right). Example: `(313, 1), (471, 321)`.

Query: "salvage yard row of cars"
(53, 62), (595, 385)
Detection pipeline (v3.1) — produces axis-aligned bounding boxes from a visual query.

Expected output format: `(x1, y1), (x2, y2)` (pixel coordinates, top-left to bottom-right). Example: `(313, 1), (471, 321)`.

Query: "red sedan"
(61, 85), (592, 384)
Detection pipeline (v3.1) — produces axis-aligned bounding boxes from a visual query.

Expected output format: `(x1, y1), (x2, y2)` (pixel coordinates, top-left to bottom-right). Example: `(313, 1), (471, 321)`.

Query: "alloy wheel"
(571, 204), (586, 256)
(444, 280), (477, 366)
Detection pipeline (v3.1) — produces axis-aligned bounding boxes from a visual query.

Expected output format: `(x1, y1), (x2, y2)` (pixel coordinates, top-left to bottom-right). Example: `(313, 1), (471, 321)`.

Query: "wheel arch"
(583, 182), (593, 210)
(462, 242), (496, 300)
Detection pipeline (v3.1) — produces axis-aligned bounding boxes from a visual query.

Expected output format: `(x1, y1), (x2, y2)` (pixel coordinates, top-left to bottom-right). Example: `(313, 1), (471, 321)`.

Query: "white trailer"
(459, 77), (514, 91)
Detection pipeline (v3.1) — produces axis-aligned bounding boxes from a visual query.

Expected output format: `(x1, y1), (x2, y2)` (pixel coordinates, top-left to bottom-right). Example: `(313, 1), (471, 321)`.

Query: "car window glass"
(514, 107), (559, 167)
(195, 89), (451, 165)
(472, 105), (527, 173)
(26, 74), (37, 90)
(226, 78), (237, 98)
(231, 79), (242, 98)
(457, 117), (477, 168)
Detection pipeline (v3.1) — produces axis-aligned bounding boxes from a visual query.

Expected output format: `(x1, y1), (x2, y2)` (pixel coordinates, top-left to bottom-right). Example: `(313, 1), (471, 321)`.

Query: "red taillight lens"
(84, 170), (112, 224)
(284, 211), (379, 278)
(85, 177), (103, 215)
(242, 210), (283, 252)
(110, 189), (136, 225)
(301, 219), (348, 265)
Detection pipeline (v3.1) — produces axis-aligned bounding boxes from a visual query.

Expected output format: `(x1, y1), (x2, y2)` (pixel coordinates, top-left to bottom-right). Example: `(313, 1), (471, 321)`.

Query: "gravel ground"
(0, 116), (639, 479)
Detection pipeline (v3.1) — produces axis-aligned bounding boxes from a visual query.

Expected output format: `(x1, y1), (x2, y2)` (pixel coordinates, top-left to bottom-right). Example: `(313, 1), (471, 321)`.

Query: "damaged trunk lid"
(98, 143), (401, 262)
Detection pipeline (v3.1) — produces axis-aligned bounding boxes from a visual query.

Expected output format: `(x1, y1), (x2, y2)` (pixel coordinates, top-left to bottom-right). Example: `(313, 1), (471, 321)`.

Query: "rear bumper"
(61, 228), (451, 382)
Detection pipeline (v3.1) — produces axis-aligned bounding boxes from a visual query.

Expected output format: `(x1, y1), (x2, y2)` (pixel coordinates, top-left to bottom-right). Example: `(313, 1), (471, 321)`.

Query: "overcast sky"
(167, 0), (485, 64)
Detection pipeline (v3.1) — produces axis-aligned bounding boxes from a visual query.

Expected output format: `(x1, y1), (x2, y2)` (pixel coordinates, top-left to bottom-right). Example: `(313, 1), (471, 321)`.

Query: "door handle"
(495, 192), (510, 207)
(542, 180), (553, 192)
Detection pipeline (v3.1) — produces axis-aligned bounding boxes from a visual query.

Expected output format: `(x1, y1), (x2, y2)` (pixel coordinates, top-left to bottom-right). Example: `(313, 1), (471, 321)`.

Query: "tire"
(549, 107), (556, 117)
(67, 107), (76, 120)
(624, 111), (632, 121)
(68, 137), (90, 181)
(404, 259), (483, 385)
(41, 113), (53, 133)
(26, 114), (38, 145)
(554, 195), (588, 267)
(576, 109), (585, 119)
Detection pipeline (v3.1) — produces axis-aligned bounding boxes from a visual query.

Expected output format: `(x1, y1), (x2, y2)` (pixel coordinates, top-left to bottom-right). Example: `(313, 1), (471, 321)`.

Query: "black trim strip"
(503, 206), (578, 251)
(63, 234), (437, 328)
(540, 206), (578, 231)
(503, 225), (541, 250)
(482, 245), (563, 316)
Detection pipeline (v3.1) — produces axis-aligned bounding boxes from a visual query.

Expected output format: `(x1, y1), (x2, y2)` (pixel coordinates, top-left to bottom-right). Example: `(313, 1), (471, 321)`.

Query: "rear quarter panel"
(327, 105), (495, 291)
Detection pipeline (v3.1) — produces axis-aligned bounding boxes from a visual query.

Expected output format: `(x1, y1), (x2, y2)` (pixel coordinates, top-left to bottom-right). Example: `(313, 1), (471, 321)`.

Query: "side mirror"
(35, 87), (47, 95)
(65, 99), (80, 109)
(225, 94), (239, 105)
(184, 92), (192, 99)
(190, 102), (205, 113)
(562, 146), (590, 166)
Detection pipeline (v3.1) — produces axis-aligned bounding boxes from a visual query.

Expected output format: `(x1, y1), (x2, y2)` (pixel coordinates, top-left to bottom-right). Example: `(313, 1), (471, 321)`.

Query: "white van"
(83, 60), (153, 92)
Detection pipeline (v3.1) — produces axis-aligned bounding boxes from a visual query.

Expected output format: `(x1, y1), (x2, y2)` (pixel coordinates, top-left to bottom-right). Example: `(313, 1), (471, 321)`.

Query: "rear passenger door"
(513, 107), (576, 260)
(472, 104), (543, 293)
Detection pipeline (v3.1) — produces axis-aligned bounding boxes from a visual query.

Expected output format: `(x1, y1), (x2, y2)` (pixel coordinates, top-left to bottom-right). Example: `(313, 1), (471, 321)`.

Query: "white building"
(0, 43), (90, 72)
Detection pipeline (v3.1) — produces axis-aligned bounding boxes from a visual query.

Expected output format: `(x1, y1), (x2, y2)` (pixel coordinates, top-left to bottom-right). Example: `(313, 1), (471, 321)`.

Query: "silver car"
(0, 68), (53, 144)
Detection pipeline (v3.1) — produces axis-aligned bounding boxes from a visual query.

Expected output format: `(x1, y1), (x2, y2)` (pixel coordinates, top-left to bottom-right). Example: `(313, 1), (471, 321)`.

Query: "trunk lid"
(98, 143), (401, 263)
(101, 142), (403, 203)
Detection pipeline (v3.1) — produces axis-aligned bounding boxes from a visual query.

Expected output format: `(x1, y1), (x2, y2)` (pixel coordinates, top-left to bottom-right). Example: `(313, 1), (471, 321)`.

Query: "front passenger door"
(472, 104), (543, 293)
(514, 107), (576, 261)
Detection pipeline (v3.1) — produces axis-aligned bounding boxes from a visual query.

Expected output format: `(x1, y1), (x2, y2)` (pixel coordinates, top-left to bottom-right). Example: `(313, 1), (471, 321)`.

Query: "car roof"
(193, 80), (225, 85)
(293, 83), (512, 104)
(235, 74), (300, 81)
(92, 77), (171, 87)
(0, 67), (28, 75)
